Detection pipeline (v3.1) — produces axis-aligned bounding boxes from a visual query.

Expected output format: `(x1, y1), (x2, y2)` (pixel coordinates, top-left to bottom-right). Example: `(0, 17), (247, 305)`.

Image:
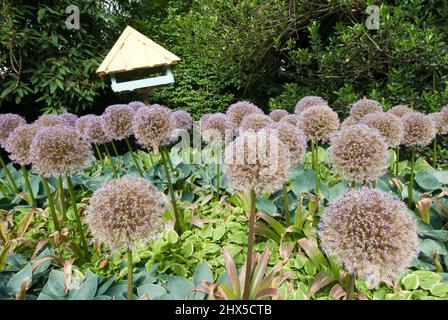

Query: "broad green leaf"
(401, 273), (419, 290)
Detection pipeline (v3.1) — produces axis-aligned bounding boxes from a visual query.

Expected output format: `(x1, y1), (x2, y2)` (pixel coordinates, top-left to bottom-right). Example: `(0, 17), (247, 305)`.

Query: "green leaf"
(429, 283), (448, 297)
(71, 271), (98, 300)
(165, 276), (194, 300)
(414, 270), (442, 290)
(137, 284), (166, 299)
(193, 261), (213, 285)
(7, 263), (32, 295)
(212, 225), (226, 241)
(414, 171), (442, 191)
(256, 197), (277, 215)
(291, 170), (316, 195)
(167, 229), (179, 244)
(401, 273), (419, 290)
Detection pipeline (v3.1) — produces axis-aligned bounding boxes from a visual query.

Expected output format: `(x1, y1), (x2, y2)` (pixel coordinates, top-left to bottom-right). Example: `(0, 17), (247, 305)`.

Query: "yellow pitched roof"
(96, 26), (181, 76)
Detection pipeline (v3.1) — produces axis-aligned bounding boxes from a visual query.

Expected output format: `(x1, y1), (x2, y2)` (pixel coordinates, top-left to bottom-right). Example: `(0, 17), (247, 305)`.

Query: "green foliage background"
(1, 0), (448, 119)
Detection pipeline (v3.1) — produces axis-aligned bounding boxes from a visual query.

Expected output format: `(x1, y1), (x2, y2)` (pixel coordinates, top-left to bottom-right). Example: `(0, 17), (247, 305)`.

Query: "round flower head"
(350, 98), (383, 120)
(360, 112), (403, 148)
(430, 110), (448, 135)
(59, 113), (78, 126)
(75, 115), (95, 137)
(298, 105), (340, 142)
(132, 105), (176, 152)
(30, 126), (93, 177)
(240, 113), (273, 133)
(85, 177), (164, 250)
(4, 124), (40, 166)
(280, 114), (300, 127)
(328, 124), (388, 182)
(128, 101), (147, 111)
(387, 104), (413, 118)
(401, 112), (436, 147)
(173, 110), (193, 131)
(0, 113), (26, 148)
(318, 188), (419, 287)
(200, 113), (213, 126)
(294, 96), (328, 114)
(269, 122), (307, 164)
(102, 105), (134, 140)
(201, 113), (229, 145)
(340, 116), (359, 128)
(34, 114), (68, 127)
(84, 116), (111, 144)
(269, 109), (289, 122)
(226, 101), (263, 130)
(224, 128), (292, 194)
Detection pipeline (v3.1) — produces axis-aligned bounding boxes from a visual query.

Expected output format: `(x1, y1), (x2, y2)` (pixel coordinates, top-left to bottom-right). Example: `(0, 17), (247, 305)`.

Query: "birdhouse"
(96, 26), (181, 93)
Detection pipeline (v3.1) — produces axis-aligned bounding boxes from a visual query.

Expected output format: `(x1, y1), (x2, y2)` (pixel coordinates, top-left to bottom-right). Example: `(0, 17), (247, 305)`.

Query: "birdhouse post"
(96, 26), (180, 103)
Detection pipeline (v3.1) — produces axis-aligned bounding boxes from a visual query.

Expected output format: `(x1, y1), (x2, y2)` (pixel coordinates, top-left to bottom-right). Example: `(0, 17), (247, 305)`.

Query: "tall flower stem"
(94, 144), (103, 161)
(243, 189), (257, 300)
(311, 140), (320, 196)
(346, 274), (355, 300)
(395, 146), (400, 176)
(42, 177), (60, 232)
(110, 141), (120, 157)
(408, 146), (415, 208)
(127, 248), (133, 300)
(104, 144), (118, 178)
(21, 166), (36, 207)
(432, 137), (437, 168)
(165, 148), (177, 177)
(160, 148), (182, 235)
(58, 176), (67, 222)
(0, 154), (19, 193)
(66, 176), (89, 259)
(283, 184), (291, 227)
(215, 148), (220, 201)
(124, 137), (144, 178)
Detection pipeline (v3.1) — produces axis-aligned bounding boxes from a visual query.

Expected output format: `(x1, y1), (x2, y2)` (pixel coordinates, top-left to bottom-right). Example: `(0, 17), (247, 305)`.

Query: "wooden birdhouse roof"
(96, 26), (181, 76)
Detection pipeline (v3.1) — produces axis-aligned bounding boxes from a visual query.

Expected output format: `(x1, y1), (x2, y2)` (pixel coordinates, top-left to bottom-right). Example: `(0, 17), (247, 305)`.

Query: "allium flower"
(430, 111), (448, 135)
(401, 112), (436, 147)
(226, 101), (263, 130)
(240, 113), (273, 132)
(29, 126), (93, 177)
(298, 105), (340, 142)
(318, 188), (419, 287)
(34, 114), (68, 127)
(201, 113), (229, 145)
(350, 98), (383, 120)
(200, 113), (213, 126)
(328, 124), (388, 182)
(294, 96), (328, 114)
(75, 115), (95, 137)
(360, 112), (403, 148)
(269, 122), (307, 164)
(223, 128), (292, 194)
(128, 101), (147, 111)
(387, 104), (413, 118)
(102, 105), (134, 140)
(340, 116), (359, 128)
(173, 110), (193, 131)
(85, 177), (164, 250)
(279, 114), (300, 127)
(84, 116), (111, 144)
(269, 109), (289, 122)
(132, 105), (176, 152)
(0, 113), (26, 147)
(4, 124), (40, 166)
(59, 113), (78, 126)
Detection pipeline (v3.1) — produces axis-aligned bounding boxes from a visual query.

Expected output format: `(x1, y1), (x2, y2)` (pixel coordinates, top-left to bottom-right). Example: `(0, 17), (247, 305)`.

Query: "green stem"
(215, 149), (220, 201)
(110, 141), (120, 157)
(104, 144), (118, 178)
(432, 137), (437, 168)
(127, 248), (133, 300)
(124, 137), (144, 178)
(395, 146), (400, 177)
(0, 154), (19, 193)
(42, 177), (60, 232)
(160, 148), (182, 234)
(66, 176), (89, 259)
(165, 148), (177, 177)
(283, 184), (291, 227)
(58, 176), (67, 222)
(408, 147), (415, 208)
(312, 140), (320, 196)
(242, 189), (256, 300)
(94, 144), (103, 161)
(21, 166), (36, 207)
(346, 274), (355, 300)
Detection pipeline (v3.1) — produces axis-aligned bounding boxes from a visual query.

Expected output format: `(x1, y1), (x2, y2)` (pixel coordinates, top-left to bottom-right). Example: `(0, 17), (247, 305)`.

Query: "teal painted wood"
(110, 67), (174, 92)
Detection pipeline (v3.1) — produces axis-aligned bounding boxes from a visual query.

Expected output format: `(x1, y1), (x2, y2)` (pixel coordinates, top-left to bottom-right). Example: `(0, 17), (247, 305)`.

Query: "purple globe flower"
(102, 105), (134, 140)
(294, 96), (328, 114)
(0, 113), (26, 148)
